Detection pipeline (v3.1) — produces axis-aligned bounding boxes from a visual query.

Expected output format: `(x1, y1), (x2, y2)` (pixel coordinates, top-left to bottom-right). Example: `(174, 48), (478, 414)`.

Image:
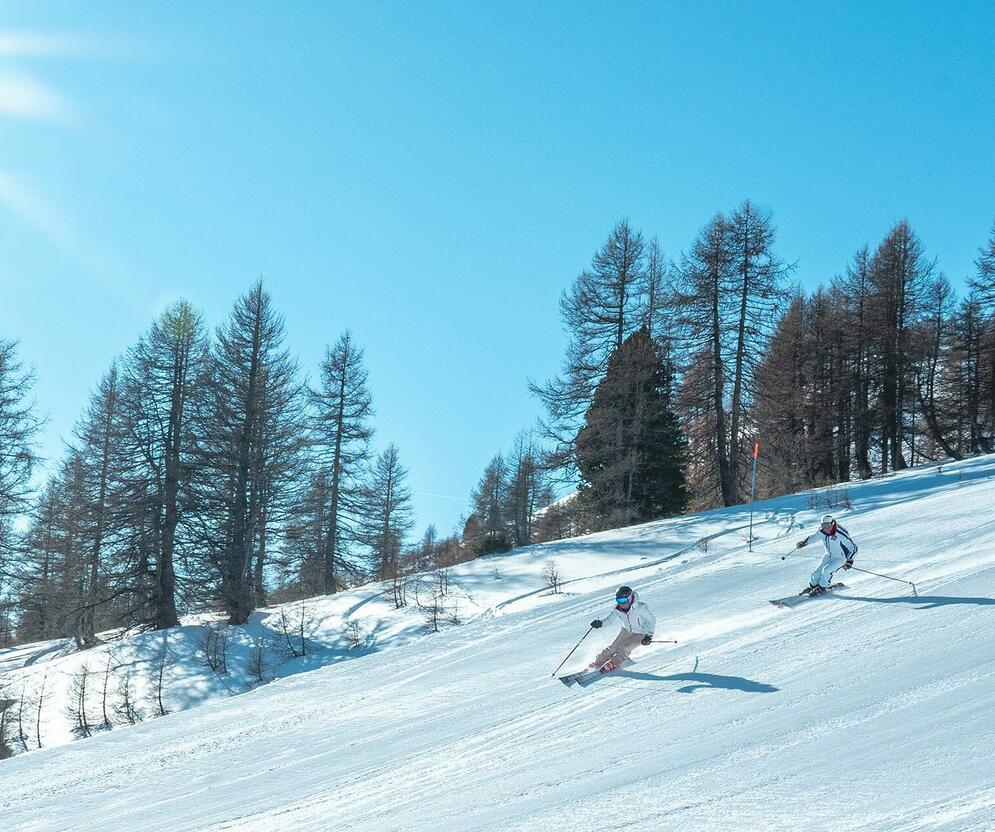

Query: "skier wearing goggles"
(795, 514), (859, 595)
(587, 585), (656, 673)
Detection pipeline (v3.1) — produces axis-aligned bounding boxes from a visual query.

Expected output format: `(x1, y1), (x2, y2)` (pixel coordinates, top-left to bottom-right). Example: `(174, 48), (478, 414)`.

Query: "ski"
(769, 582), (845, 609)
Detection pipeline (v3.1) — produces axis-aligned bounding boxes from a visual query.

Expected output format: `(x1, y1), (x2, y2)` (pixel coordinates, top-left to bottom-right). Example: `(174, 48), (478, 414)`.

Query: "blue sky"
(1, 2), (994, 536)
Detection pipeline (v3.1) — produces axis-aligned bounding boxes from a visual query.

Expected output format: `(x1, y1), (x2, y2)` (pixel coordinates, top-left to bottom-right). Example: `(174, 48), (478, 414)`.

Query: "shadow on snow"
(616, 670), (779, 694)
(840, 594), (995, 610)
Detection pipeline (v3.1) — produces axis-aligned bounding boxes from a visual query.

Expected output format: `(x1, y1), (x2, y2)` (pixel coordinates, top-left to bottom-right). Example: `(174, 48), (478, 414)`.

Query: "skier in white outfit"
(588, 585), (656, 673)
(796, 514), (858, 595)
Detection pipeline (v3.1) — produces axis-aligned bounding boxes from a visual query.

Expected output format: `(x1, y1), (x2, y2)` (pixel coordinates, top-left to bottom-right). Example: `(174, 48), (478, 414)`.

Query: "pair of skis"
(558, 670), (600, 687)
(769, 582), (845, 609)
(559, 658), (637, 687)
(559, 666), (615, 687)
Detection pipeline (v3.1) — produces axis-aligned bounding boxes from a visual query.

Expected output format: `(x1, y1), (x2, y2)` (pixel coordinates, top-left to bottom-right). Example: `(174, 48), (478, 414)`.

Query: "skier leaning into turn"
(796, 514), (859, 596)
(588, 585), (656, 673)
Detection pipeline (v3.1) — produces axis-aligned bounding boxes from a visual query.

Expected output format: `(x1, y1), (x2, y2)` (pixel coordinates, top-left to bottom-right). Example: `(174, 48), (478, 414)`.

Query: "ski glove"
(796, 539), (808, 549)
(590, 619), (603, 629)
(641, 635), (652, 646)
(843, 559), (854, 570)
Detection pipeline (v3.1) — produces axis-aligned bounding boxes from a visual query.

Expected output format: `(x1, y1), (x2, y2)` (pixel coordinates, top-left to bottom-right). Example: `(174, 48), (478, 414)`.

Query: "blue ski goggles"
(616, 596), (632, 605)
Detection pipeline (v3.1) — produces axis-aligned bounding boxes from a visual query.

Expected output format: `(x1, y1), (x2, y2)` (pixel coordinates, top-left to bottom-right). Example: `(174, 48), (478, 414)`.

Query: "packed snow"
(2, 455), (995, 831)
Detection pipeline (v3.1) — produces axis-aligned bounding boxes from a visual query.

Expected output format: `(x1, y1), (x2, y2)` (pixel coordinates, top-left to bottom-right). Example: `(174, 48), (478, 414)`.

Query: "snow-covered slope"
(3, 456), (995, 831)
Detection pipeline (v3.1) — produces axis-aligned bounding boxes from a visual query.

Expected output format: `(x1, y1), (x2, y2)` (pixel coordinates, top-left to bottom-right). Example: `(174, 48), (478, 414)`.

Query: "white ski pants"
(811, 551), (847, 588)
(594, 630), (644, 668)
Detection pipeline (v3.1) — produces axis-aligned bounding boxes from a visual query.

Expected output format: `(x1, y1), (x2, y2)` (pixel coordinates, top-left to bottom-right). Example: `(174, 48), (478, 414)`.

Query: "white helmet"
(820, 515), (835, 531)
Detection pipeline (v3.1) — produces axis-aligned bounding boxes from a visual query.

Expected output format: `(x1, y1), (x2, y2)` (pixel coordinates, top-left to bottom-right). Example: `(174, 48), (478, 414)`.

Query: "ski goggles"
(616, 596), (632, 605)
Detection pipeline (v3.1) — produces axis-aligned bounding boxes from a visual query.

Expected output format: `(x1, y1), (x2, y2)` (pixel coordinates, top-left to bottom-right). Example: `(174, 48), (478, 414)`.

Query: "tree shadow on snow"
(616, 670), (779, 694)
(841, 594), (995, 610)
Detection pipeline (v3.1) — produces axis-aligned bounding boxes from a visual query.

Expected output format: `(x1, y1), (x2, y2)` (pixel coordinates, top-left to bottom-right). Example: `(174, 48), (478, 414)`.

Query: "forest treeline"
(1, 205), (994, 647)
(465, 204), (995, 554)
(0, 283), (432, 647)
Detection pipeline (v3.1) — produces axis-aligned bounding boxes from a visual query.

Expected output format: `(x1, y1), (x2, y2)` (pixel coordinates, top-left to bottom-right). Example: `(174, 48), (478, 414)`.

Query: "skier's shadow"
(616, 670), (779, 694)
(840, 594), (995, 610)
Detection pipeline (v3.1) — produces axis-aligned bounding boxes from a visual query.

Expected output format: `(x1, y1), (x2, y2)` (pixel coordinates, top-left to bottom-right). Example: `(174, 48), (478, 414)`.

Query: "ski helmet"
(615, 585), (634, 606)
(820, 515), (834, 529)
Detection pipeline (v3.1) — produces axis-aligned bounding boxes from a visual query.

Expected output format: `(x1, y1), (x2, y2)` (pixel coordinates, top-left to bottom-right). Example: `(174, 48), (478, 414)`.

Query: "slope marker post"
(748, 442), (760, 552)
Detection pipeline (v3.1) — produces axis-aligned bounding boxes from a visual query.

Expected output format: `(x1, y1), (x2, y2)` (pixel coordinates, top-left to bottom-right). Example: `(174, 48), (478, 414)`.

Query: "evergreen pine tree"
(198, 282), (304, 624)
(532, 220), (649, 472)
(576, 329), (689, 529)
(359, 445), (414, 582)
(308, 331), (374, 593)
(467, 454), (510, 556)
(0, 338), (41, 626)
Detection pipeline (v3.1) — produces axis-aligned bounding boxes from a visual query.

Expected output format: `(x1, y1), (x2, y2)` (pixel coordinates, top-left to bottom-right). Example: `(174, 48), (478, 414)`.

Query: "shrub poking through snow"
(0, 686), (16, 758)
(98, 653), (116, 731)
(146, 642), (170, 718)
(345, 620), (366, 650)
(34, 670), (49, 749)
(200, 622), (230, 676)
(415, 571), (450, 633)
(248, 637), (270, 685)
(543, 560), (562, 594)
(65, 665), (93, 739)
(113, 671), (141, 726)
(276, 602), (318, 659)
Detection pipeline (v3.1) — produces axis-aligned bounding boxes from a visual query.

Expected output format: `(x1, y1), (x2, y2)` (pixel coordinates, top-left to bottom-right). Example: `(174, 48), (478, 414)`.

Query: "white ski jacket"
(802, 524), (858, 562)
(604, 591), (656, 636)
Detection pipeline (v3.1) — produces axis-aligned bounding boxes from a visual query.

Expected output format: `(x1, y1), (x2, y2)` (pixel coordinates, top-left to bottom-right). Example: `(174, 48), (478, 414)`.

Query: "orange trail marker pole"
(748, 442), (760, 552)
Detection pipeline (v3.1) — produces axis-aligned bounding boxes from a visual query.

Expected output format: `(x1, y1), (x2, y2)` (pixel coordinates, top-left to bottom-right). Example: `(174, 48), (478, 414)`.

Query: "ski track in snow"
(2, 456), (995, 831)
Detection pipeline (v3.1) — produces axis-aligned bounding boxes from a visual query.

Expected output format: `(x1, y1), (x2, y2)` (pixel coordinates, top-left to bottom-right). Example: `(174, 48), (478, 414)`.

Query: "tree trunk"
(729, 227), (750, 505)
(227, 306), (262, 625)
(156, 347), (187, 630)
(710, 265), (732, 506)
(322, 372), (347, 595)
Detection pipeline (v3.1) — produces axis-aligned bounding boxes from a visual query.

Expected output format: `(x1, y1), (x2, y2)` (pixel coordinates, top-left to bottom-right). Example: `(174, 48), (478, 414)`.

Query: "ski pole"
(551, 627), (593, 677)
(781, 550), (919, 596)
(780, 549), (809, 560)
(846, 565), (918, 597)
